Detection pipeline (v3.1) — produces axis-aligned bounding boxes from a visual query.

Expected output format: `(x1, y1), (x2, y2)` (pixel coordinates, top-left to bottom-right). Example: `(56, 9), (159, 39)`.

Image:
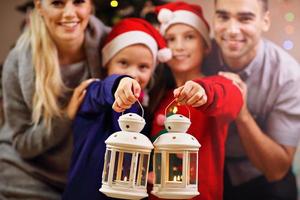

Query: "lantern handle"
(164, 98), (191, 119)
(121, 99), (144, 118)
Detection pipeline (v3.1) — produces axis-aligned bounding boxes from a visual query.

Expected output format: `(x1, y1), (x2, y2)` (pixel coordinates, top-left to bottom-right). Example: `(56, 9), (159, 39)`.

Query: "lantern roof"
(164, 114), (191, 133)
(118, 113), (145, 133)
(153, 132), (201, 149)
(105, 131), (154, 150)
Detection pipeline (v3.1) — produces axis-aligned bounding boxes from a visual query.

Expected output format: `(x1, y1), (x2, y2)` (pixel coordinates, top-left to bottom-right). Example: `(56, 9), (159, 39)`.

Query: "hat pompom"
(157, 48), (172, 63)
(158, 8), (173, 24)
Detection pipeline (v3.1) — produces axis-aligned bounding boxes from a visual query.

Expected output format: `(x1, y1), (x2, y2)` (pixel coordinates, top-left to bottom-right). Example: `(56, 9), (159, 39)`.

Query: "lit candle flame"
(173, 106), (178, 114)
(124, 176), (127, 182)
(173, 176), (176, 181)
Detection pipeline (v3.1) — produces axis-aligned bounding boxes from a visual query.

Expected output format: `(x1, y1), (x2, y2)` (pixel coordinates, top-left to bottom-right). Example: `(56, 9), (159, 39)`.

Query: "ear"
(34, 0), (43, 15)
(262, 11), (271, 32)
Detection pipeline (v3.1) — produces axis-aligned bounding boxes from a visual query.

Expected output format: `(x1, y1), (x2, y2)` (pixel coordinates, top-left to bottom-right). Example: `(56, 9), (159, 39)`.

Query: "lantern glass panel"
(121, 152), (132, 182)
(103, 149), (111, 182)
(135, 154), (149, 186)
(154, 153), (162, 184)
(112, 151), (132, 184)
(189, 152), (197, 185)
(168, 153), (183, 183)
(112, 151), (119, 182)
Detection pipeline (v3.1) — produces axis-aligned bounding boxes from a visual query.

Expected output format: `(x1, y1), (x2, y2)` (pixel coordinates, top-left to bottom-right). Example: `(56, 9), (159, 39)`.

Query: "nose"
(63, 2), (76, 18)
(173, 37), (184, 51)
(227, 19), (240, 36)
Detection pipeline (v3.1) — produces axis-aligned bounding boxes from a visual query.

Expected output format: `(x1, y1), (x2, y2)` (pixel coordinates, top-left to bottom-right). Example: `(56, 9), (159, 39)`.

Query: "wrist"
(236, 108), (251, 123)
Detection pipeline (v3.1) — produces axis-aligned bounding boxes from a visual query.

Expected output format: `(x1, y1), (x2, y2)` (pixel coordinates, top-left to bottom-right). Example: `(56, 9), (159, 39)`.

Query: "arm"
(2, 49), (72, 159)
(220, 71), (299, 181)
(77, 74), (127, 115)
(174, 75), (243, 121)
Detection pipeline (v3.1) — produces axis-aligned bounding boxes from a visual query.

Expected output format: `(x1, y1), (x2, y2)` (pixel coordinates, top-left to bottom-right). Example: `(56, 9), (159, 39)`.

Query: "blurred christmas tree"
(94, 0), (168, 26)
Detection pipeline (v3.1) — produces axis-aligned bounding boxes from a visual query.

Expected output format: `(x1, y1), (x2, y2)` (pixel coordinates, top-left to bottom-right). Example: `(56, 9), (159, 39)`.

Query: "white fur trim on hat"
(102, 31), (158, 66)
(157, 48), (172, 62)
(158, 8), (174, 24)
(158, 9), (211, 50)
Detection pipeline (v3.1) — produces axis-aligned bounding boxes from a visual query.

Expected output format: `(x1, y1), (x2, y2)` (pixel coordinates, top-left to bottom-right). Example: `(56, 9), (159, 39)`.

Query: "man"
(203, 0), (300, 199)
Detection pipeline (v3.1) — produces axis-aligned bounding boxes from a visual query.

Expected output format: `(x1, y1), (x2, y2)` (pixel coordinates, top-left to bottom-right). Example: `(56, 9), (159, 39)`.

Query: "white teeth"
(61, 22), (78, 28)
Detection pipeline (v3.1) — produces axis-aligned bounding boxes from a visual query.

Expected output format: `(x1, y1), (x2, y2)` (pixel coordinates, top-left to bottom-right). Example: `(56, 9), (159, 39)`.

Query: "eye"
(165, 36), (175, 44)
(216, 13), (229, 21)
(51, 0), (64, 7)
(74, 0), (86, 4)
(139, 64), (151, 72)
(239, 16), (253, 23)
(118, 59), (128, 67)
(185, 34), (195, 40)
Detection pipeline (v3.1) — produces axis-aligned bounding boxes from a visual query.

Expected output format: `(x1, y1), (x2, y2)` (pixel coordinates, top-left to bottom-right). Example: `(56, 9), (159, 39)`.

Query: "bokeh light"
(283, 40), (294, 50)
(285, 12), (295, 22)
(110, 0), (118, 7)
(285, 25), (295, 35)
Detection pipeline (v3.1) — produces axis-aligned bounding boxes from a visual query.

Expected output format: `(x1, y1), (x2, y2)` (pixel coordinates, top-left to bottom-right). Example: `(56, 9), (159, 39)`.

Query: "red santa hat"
(102, 18), (172, 66)
(155, 1), (211, 50)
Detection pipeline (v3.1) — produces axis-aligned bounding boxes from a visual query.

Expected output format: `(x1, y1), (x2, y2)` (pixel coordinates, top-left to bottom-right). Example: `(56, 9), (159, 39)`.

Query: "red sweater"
(149, 75), (243, 200)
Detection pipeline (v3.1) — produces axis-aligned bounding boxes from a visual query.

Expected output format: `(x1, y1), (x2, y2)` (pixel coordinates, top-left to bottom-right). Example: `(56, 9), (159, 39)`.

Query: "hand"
(112, 77), (141, 112)
(218, 71), (249, 120)
(173, 80), (207, 107)
(67, 78), (96, 120)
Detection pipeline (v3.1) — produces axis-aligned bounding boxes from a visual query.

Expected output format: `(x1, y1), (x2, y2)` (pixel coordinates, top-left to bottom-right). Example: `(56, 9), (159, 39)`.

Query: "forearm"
(236, 111), (295, 181)
(12, 114), (72, 159)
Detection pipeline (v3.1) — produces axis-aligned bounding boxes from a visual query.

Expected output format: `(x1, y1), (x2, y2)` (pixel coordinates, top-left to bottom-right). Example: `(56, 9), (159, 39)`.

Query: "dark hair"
(214, 0), (268, 12)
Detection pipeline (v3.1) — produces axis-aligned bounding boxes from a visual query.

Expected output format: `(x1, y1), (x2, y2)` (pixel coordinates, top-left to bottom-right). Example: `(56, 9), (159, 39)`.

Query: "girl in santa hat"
(148, 2), (243, 200)
(62, 17), (172, 200)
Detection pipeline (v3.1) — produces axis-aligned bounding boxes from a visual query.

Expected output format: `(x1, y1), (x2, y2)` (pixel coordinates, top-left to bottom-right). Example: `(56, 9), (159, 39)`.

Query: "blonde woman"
(0, 0), (109, 199)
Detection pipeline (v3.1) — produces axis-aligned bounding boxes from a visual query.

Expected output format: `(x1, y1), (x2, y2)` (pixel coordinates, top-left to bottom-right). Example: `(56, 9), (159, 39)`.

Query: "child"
(62, 18), (171, 200)
(149, 2), (243, 200)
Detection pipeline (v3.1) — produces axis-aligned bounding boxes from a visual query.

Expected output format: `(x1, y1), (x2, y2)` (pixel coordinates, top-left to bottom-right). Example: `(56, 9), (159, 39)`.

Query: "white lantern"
(151, 107), (201, 199)
(100, 105), (154, 200)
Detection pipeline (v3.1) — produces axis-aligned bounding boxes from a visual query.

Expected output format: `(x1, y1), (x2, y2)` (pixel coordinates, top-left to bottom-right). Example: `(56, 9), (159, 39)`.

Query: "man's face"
(213, 0), (270, 68)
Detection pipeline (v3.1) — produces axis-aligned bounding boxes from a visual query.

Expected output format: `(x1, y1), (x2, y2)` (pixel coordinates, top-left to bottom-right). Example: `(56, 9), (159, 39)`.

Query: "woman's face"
(36, 0), (92, 45)
(106, 44), (154, 90)
(165, 24), (207, 74)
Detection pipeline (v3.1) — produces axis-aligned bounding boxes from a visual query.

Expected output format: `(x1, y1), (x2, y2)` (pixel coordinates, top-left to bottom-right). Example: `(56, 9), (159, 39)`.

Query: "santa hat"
(102, 18), (172, 66)
(155, 1), (211, 50)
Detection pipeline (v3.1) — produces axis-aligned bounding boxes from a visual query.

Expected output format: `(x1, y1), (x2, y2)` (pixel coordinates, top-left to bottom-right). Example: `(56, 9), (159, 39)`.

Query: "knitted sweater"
(149, 76), (243, 200)
(0, 16), (110, 191)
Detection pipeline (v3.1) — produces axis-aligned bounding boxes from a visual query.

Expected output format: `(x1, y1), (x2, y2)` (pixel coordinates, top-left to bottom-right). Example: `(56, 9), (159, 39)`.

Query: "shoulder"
(85, 15), (111, 46)
(263, 39), (300, 83)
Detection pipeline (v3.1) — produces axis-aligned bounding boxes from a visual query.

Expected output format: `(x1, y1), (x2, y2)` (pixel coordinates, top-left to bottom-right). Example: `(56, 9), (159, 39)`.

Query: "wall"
(0, 0), (24, 64)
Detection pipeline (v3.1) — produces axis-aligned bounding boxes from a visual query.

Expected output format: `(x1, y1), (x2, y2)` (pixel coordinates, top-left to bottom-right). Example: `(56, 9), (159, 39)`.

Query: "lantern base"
(100, 185), (148, 200)
(151, 188), (199, 199)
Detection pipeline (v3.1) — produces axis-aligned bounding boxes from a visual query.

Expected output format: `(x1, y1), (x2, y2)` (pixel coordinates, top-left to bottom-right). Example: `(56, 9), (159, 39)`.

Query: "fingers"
(113, 77), (141, 112)
(67, 79), (97, 119)
(73, 78), (97, 97)
(174, 81), (207, 107)
(218, 71), (247, 97)
(218, 71), (243, 90)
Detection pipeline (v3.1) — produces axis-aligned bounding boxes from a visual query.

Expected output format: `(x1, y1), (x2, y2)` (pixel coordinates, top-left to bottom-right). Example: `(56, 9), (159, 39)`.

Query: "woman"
(0, 0), (109, 199)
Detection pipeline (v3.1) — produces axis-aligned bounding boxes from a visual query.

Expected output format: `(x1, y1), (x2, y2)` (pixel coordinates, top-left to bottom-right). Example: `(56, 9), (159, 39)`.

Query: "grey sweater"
(0, 16), (110, 191)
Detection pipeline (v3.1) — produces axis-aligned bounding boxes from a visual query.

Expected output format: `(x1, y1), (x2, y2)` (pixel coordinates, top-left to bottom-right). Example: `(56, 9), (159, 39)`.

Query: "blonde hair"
(16, 10), (67, 129)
